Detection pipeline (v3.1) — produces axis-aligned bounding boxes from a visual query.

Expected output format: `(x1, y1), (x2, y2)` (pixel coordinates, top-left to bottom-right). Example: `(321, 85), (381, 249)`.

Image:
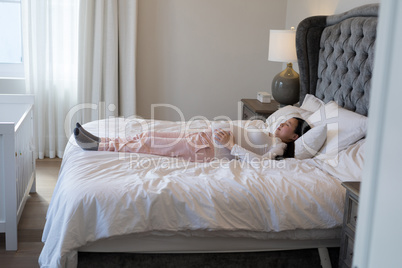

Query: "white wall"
(136, 0), (287, 121)
(137, 0), (381, 121)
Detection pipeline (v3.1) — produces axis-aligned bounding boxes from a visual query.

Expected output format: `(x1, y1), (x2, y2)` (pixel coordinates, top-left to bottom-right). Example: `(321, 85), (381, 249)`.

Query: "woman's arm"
(230, 142), (287, 162)
(214, 129), (287, 162)
(214, 129), (235, 150)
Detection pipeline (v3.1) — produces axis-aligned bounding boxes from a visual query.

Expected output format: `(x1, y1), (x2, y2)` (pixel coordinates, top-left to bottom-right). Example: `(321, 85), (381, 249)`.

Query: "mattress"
(39, 118), (345, 268)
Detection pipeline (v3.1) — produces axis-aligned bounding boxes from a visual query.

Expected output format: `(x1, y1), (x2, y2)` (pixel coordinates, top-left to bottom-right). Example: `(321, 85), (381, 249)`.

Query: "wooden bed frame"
(76, 4), (379, 267)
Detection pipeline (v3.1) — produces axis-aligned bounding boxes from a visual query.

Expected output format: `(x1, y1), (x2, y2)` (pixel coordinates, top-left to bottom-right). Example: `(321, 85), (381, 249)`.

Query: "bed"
(0, 94), (36, 251)
(38, 4), (378, 268)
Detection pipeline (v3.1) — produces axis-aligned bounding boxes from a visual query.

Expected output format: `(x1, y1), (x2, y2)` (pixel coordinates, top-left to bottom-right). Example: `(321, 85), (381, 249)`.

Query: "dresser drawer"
(340, 182), (360, 268)
(241, 99), (279, 121)
(340, 232), (355, 268)
(242, 105), (255, 120)
(346, 195), (358, 231)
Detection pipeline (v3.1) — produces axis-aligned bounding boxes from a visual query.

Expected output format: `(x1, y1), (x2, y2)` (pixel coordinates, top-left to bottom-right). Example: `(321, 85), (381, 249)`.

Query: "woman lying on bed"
(74, 118), (310, 163)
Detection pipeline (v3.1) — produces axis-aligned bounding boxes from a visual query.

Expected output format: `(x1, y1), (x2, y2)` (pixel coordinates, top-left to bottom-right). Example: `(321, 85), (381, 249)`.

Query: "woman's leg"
(144, 131), (185, 139)
(76, 123), (101, 142)
(74, 128), (99, 150)
(74, 124), (214, 162)
(99, 131), (214, 162)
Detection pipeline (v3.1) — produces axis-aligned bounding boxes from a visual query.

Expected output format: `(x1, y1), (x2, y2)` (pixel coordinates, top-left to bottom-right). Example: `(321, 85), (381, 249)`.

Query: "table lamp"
(268, 28), (300, 106)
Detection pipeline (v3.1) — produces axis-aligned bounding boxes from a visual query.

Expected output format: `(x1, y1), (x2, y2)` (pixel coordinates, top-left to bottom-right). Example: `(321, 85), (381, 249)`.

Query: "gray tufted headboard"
(296, 4), (379, 116)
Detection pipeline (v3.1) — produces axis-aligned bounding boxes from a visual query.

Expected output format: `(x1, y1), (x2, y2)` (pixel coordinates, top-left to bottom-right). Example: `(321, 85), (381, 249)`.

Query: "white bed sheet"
(309, 139), (365, 182)
(39, 118), (345, 268)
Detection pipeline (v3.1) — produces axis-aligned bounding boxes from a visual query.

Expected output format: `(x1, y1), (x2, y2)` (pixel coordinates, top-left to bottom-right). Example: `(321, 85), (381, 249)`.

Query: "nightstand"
(339, 182), (360, 268)
(241, 99), (280, 120)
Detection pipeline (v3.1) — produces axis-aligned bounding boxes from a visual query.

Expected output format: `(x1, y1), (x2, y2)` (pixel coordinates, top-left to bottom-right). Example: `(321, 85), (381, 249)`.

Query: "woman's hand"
(214, 129), (235, 150)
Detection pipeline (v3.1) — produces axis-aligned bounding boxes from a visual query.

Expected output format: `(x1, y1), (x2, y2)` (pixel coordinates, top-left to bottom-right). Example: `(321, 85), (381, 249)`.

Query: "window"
(0, 0), (24, 78)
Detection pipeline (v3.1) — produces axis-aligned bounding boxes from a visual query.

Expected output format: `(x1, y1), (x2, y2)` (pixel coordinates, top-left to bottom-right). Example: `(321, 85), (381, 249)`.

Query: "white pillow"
(300, 94), (325, 112)
(306, 101), (368, 158)
(266, 105), (312, 133)
(295, 124), (327, 159)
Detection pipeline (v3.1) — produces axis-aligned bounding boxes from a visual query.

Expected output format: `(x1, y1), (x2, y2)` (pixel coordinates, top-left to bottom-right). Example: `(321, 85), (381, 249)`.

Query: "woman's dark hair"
(282, 117), (311, 158)
(293, 117), (311, 137)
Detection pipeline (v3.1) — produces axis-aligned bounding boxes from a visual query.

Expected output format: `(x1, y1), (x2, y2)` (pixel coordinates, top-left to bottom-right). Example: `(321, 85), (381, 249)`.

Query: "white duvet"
(39, 118), (345, 268)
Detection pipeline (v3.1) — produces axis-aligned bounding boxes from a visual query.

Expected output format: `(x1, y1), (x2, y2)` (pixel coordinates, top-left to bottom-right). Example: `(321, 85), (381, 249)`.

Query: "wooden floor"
(0, 158), (62, 268)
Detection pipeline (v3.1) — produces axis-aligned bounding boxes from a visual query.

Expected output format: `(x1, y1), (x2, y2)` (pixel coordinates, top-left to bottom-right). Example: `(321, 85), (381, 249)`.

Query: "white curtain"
(21, 0), (137, 159)
(21, 0), (80, 159)
(77, 0), (137, 123)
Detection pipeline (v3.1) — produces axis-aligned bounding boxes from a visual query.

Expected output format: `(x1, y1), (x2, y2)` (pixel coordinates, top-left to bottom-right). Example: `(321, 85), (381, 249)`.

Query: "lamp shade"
(268, 29), (297, 63)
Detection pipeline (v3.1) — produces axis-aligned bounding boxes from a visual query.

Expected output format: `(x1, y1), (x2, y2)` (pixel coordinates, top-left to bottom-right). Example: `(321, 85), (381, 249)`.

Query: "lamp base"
(271, 63), (300, 106)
